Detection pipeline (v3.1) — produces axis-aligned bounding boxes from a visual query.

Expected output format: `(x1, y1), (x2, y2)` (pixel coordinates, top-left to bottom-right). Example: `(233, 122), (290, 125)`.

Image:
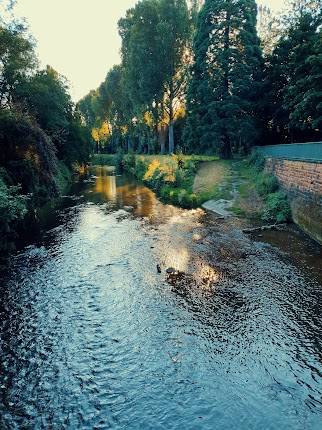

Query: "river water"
(0, 166), (322, 429)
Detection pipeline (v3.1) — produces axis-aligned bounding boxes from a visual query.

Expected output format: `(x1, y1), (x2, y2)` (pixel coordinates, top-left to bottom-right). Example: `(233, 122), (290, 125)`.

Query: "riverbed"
(0, 166), (321, 429)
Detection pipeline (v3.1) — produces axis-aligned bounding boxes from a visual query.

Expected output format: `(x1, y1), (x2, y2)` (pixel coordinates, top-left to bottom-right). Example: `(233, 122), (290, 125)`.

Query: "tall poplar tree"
(185, 0), (263, 158)
(119, 0), (190, 154)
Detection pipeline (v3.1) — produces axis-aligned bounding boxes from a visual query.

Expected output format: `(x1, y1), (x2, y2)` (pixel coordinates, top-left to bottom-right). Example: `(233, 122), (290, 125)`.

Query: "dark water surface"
(1, 167), (322, 429)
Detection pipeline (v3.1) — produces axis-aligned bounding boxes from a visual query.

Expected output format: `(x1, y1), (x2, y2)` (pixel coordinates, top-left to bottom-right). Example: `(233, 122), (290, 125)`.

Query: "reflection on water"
(95, 167), (117, 201)
(0, 166), (322, 429)
(85, 166), (180, 221)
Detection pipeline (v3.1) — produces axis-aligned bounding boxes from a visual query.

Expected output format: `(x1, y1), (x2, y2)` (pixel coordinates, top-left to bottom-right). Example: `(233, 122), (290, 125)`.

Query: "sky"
(14, 0), (286, 102)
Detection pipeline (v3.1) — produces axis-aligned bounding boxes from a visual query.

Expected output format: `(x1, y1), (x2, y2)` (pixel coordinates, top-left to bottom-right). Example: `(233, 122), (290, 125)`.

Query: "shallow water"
(0, 167), (322, 429)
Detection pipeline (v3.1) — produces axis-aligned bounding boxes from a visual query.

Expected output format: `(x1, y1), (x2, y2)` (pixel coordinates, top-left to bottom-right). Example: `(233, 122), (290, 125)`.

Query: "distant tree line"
(79, 0), (322, 158)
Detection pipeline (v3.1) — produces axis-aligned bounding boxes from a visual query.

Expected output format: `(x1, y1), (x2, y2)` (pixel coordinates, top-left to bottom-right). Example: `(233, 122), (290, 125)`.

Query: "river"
(0, 166), (322, 429)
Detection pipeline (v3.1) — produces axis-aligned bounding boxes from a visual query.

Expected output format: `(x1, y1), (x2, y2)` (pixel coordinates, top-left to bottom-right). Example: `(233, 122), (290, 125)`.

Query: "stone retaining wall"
(266, 158), (322, 244)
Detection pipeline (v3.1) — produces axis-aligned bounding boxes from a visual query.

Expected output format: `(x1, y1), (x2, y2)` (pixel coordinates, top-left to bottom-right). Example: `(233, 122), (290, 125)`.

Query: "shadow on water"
(0, 164), (322, 429)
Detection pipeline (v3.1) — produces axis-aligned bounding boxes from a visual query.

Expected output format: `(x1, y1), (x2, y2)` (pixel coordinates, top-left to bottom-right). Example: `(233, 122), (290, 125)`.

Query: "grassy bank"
(91, 152), (291, 222)
(231, 154), (292, 223)
(91, 153), (230, 208)
(121, 154), (231, 208)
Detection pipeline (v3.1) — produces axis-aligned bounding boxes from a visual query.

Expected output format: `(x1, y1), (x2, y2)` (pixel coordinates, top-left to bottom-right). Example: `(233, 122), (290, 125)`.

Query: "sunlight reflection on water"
(0, 167), (321, 430)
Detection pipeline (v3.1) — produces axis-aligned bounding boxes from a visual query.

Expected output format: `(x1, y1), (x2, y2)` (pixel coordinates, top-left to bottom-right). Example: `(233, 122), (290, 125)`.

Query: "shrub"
(174, 168), (186, 187)
(123, 152), (136, 173)
(248, 151), (265, 171)
(184, 159), (198, 174)
(56, 161), (72, 193)
(0, 177), (28, 225)
(262, 192), (292, 223)
(256, 173), (279, 196)
(134, 156), (148, 180)
(92, 154), (116, 166)
(160, 185), (172, 200)
(115, 148), (125, 171)
(172, 153), (184, 169)
(0, 109), (58, 201)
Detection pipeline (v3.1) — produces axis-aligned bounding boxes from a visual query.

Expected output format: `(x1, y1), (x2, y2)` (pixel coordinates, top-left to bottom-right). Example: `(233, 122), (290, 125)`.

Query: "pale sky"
(14, 0), (285, 102)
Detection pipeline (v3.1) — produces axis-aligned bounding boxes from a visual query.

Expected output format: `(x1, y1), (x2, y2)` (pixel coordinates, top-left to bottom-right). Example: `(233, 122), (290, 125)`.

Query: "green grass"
(230, 158), (291, 223)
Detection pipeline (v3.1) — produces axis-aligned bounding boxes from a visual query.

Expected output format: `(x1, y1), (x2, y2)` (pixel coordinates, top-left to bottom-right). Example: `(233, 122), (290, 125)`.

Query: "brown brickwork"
(265, 158), (322, 198)
(265, 158), (322, 243)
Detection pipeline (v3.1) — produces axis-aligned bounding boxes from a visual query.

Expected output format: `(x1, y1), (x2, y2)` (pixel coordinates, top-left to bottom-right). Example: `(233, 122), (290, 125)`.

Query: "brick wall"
(265, 158), (322, 244)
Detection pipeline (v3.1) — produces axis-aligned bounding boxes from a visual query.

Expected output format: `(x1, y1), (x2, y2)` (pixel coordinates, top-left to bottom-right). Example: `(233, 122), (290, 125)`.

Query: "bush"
(184, 159), (198, 174)
(262, 192), (292, 223)
(123, 152), (136, 173)
(56, 161), (72, 193)
(134, 156), (149, 180)
(174, 168), (187, 187)
(256, 173), (279, 196)
(0, 177), (28, 225)
(248, 151), (265, 171)
(92, 154), (116, 166)
(115, 148), (125, 172)
(0, 109), (58, 201)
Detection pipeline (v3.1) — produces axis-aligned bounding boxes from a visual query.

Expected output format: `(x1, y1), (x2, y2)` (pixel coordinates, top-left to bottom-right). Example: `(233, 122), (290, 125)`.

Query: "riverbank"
(0, 161), (77, 266)
(92, 153), (291, 224)
(93, 154), (232, 208)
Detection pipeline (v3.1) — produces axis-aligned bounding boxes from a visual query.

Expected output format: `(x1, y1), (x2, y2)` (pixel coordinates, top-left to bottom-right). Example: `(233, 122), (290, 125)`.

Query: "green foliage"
(80, 0), (192, 156)
(0, 109), (58, 201)
(0, 176), (28, 224)
(185, 0), (264, 157)
(263, 1), (322, 144)
(122, 152), (136, 173)
(0, 18), (90, 257)
(248, 151), (265, 171)
(235, 156), (292, 223)
(115, 148), (125, 172)
(121, 154), (203, 208)
(255, 173), (279, 196)
(55, 161), (72, 193)
(0, 24), (37, 105)
(262, 192), (292, 223)
(92, 154), (117, 166)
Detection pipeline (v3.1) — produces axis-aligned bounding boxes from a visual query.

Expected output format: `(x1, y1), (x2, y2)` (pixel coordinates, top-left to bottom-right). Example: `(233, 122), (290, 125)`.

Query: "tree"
(0, 109), (58, 199)
(263, 0), (322, 143)
(257, 5), (281, 55)
(185, 0), (263, 158)
(283, 12), (322, 136)
(158, 0), (191, 153)
(119, 0), (191, 154)
(0, 24), (36, 106)
(77, 90), (100, 129)
(14, 66), (73, 151)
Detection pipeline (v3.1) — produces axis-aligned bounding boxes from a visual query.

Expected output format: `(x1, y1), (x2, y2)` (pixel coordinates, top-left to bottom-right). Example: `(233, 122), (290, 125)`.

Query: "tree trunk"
(168, 81), (175, 154)
(159, 125), (167, 154)
(168, 121), (174, 154)
(220, 135), (232, 159)
(224, 11), (231, 95)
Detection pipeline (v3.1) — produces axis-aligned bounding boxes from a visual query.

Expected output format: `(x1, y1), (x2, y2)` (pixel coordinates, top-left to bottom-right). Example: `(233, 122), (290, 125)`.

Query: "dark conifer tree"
(263, 1), (322, 143)
(185, 0), (263, 158)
